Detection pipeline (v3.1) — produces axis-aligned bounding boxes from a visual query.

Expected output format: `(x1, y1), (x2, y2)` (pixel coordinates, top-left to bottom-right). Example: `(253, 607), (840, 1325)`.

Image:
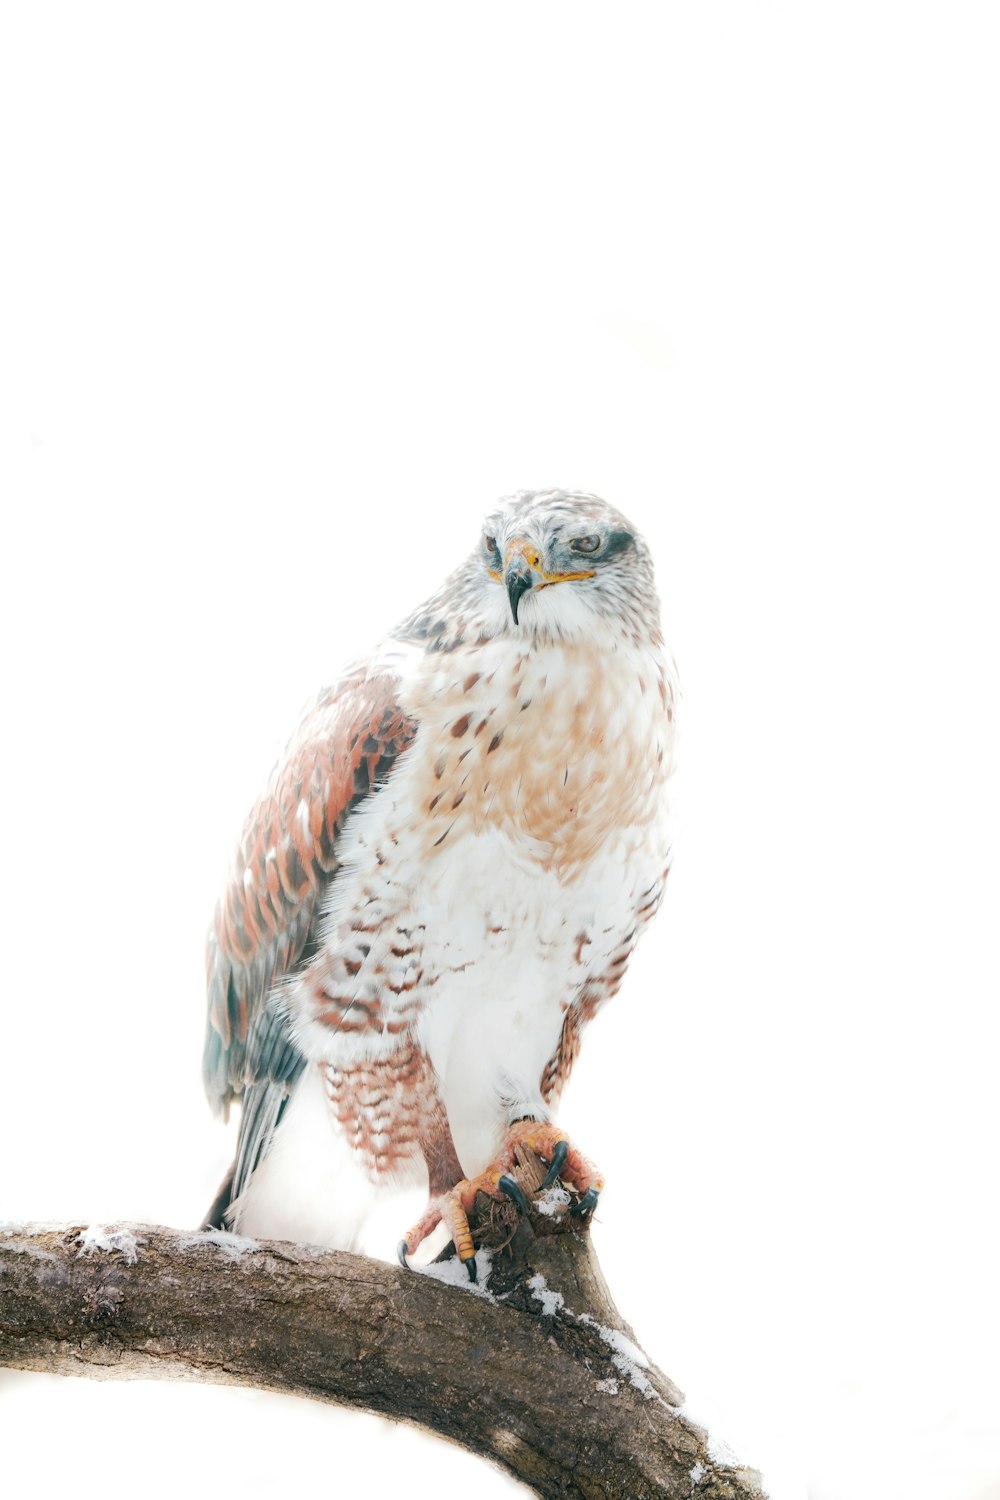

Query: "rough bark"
(0, 1214), (765, 1499)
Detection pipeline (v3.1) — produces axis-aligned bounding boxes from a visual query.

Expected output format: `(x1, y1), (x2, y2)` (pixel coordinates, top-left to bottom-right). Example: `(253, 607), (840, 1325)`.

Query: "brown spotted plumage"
(202, 490), (677, 1270)
(322, 1046), (462, 1194)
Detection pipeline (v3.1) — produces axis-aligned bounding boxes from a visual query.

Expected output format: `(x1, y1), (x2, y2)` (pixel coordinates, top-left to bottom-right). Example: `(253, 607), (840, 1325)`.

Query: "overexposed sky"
(2, 5), (999, 1498)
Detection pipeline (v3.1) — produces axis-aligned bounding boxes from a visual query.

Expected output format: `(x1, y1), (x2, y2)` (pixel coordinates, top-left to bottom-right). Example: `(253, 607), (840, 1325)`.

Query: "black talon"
(499, 1174), (531, 1217)
(397, 1240), (410, 1269)
(464, 1255), (478, 1283)
(571, 1186), (599, 1218)
(540, 1140), (569, 1190)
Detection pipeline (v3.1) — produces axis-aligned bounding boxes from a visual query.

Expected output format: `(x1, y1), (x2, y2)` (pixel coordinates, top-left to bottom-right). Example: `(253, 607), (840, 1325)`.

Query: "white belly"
(413, 826), (644, 1176)
(295, 813), (662, 1178)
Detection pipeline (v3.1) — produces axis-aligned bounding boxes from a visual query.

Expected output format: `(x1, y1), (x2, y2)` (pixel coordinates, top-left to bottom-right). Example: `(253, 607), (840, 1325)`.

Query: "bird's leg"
(398, 1118), (604, 1282)
(396, 1199), (445, 1270)
(397, 1178), (490, 1281)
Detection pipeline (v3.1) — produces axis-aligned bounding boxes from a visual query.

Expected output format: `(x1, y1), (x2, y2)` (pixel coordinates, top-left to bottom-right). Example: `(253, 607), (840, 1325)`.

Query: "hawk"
(203, 490), (676, 1277)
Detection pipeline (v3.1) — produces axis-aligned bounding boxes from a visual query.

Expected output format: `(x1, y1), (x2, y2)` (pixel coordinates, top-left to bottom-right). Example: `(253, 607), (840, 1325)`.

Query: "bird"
(202, 489), (677, 1276)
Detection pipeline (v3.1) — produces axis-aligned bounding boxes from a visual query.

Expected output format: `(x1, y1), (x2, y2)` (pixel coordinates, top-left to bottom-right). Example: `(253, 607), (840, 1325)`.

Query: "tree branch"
(0, 1217), (765, 1499)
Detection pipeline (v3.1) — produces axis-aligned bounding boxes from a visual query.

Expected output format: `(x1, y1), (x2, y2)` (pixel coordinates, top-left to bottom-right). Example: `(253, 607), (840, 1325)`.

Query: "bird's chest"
(403, 639), (672, 878)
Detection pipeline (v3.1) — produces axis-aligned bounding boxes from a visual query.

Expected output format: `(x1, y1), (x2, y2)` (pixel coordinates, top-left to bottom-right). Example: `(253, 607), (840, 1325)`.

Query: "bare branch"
(0, 1219), (766, 1500)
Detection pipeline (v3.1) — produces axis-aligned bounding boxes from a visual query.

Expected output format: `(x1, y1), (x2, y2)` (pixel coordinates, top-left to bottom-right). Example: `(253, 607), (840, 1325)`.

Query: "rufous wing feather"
(203, 663), (417, 1118)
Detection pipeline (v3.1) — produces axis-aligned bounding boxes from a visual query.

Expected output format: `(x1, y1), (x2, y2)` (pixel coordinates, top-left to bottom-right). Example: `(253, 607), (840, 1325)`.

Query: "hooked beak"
(505, 556), (535, 624)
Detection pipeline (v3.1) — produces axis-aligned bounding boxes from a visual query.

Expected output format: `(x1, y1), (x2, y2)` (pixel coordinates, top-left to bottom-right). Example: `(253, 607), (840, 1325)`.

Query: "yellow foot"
(397, 1119), (604, 1282)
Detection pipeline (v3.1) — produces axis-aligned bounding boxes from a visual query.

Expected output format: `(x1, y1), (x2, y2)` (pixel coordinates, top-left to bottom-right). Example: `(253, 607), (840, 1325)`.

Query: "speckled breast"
(405, 635), (674, 879)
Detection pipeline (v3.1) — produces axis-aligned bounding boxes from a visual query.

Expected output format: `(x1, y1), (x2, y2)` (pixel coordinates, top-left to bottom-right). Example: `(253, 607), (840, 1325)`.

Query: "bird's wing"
(203, 661), (417, 1121)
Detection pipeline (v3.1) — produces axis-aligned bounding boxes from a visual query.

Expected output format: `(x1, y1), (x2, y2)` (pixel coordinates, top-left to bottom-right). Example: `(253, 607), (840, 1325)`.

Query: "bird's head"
(474, 490), (659, 642)
(397, 490), (661, 652)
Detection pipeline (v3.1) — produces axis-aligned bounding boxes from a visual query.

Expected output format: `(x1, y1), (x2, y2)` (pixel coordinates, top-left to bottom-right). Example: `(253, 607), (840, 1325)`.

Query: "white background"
(1, 4), (998, 1498)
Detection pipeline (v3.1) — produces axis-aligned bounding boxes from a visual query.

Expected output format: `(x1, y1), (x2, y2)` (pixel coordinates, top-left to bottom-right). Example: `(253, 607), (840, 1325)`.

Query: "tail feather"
(201, 1078), (294, 1232)
(203, 1161), (236, 1229)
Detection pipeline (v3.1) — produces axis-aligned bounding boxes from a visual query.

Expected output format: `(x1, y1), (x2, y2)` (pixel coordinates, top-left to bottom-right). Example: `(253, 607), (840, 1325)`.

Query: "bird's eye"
(569, 534), (601, 554)
(484, 534), (501, 566)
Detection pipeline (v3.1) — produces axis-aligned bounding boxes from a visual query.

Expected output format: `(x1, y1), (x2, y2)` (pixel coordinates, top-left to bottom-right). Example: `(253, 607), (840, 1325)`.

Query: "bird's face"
(476, 491), (657, 639)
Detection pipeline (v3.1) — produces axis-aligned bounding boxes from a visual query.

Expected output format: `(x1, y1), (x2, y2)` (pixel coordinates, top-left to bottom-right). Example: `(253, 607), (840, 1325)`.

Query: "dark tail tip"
(202, 1161), (236, 1230)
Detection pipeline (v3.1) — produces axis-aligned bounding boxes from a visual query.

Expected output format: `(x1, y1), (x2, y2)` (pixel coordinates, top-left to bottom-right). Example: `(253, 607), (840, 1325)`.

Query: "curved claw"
(397, 1239), (410, 1269)
(464, 1254), (478, 1284)
(498, 1173), (531, 1217)
(570, 1186), (600, 1218)
(540, 1140), (569, 1191)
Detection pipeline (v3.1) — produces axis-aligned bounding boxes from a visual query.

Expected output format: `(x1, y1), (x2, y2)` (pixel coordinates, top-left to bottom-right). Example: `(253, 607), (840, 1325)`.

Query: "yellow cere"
(500, 538), (596, 587)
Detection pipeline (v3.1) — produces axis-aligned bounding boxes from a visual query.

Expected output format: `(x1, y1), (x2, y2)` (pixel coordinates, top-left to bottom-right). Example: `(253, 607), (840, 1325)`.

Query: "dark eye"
(569, 534), (601, 554)
(484, 533), (501, 566)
